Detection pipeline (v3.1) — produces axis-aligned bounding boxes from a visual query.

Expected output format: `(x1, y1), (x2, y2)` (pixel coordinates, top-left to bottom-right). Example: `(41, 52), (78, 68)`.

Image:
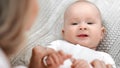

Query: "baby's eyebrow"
(72, 17), (79, 20)
(69, 18), (79, 21)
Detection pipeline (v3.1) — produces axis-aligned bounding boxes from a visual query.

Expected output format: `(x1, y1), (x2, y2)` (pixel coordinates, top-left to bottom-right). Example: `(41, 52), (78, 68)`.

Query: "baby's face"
(62, 2), (105, 49)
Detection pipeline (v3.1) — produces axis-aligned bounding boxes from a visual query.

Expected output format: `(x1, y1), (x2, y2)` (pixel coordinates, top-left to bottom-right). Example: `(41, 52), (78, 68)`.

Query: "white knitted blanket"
(10, 0), (120, 68)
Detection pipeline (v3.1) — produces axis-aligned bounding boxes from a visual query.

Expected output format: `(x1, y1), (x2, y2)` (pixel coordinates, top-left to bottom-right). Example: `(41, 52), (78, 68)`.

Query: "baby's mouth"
(77, 34), (88, 37)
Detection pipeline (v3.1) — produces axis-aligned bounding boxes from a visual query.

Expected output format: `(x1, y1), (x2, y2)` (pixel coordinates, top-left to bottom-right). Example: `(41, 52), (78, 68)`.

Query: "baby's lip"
(77, 34), (88, 37)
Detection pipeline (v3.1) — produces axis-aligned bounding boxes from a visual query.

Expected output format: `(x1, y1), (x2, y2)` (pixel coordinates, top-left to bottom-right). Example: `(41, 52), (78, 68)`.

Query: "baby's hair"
(64, 0), (104, 26)
(0, 0), (31, 53)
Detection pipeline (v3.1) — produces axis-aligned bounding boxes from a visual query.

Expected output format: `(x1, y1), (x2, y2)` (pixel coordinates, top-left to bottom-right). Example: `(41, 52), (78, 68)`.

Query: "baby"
(42, 1), (116, 68)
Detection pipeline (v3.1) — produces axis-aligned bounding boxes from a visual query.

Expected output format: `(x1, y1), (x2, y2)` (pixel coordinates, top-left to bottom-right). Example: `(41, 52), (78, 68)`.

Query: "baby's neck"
(90, 47), (97, 50)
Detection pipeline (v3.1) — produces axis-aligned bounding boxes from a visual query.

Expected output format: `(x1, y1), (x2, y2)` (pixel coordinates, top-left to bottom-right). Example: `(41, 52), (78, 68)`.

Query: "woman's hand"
(91, 59), (112, 68)
(46, 50), (71, 68)
(29, 46), (55, 68)
(71, 59), (90, 68)
(29, 46), (71, 68)
(71, 59), (112, 68)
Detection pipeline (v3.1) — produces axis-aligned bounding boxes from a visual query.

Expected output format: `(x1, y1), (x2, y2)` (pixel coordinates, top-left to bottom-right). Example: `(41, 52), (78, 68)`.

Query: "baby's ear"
(62, 29), (65, 36)
(101, 27), (106, 39)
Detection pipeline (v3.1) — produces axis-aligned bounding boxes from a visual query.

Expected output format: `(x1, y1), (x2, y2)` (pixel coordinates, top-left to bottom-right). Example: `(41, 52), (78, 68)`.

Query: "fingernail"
(43, 56), (48, 66)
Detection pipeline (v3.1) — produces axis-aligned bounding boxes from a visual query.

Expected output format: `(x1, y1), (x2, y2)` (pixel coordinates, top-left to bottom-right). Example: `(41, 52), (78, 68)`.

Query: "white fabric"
(47, 40), (116, 68)
(0, 48), (27, 68)
(0, 48), (10, 68)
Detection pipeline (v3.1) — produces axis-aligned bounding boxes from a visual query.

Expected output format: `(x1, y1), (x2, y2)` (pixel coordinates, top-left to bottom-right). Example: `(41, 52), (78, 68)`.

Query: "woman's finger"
(101, 61), (106, 68)
(106, 64), (112, 68)
(91, 59), (104, 68)
(29, 46), (46, 68)
(58, 50), (72, 60)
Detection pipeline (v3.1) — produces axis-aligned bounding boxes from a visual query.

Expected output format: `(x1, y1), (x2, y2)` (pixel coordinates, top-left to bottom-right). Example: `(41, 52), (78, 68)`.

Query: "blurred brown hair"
(0, 0), (31, 54)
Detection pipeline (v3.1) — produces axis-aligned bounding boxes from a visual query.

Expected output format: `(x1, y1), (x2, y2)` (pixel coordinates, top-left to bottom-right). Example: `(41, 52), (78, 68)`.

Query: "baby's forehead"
(67, 1), (99, 12)
(64, 1), (101, 20)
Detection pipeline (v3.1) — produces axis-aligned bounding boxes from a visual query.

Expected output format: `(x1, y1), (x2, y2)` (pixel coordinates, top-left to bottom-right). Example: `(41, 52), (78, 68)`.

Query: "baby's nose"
(79, 27), (87, 30)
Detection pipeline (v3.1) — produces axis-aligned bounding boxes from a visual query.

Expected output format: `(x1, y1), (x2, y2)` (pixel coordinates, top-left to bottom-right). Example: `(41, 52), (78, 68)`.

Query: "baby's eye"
(87, 22), (93, 25)
(71, 23), (78, 25)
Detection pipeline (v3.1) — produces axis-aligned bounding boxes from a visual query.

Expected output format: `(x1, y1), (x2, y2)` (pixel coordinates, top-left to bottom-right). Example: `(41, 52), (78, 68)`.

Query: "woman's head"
(0, 0), (38, 55)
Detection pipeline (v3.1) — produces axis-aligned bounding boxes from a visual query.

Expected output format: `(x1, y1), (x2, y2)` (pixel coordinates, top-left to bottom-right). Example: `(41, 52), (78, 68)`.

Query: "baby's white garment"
(47, 40), (116, 68)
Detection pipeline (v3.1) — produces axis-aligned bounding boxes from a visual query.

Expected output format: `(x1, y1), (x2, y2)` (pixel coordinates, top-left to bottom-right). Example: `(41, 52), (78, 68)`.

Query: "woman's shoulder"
(0, 48), (11, 68)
